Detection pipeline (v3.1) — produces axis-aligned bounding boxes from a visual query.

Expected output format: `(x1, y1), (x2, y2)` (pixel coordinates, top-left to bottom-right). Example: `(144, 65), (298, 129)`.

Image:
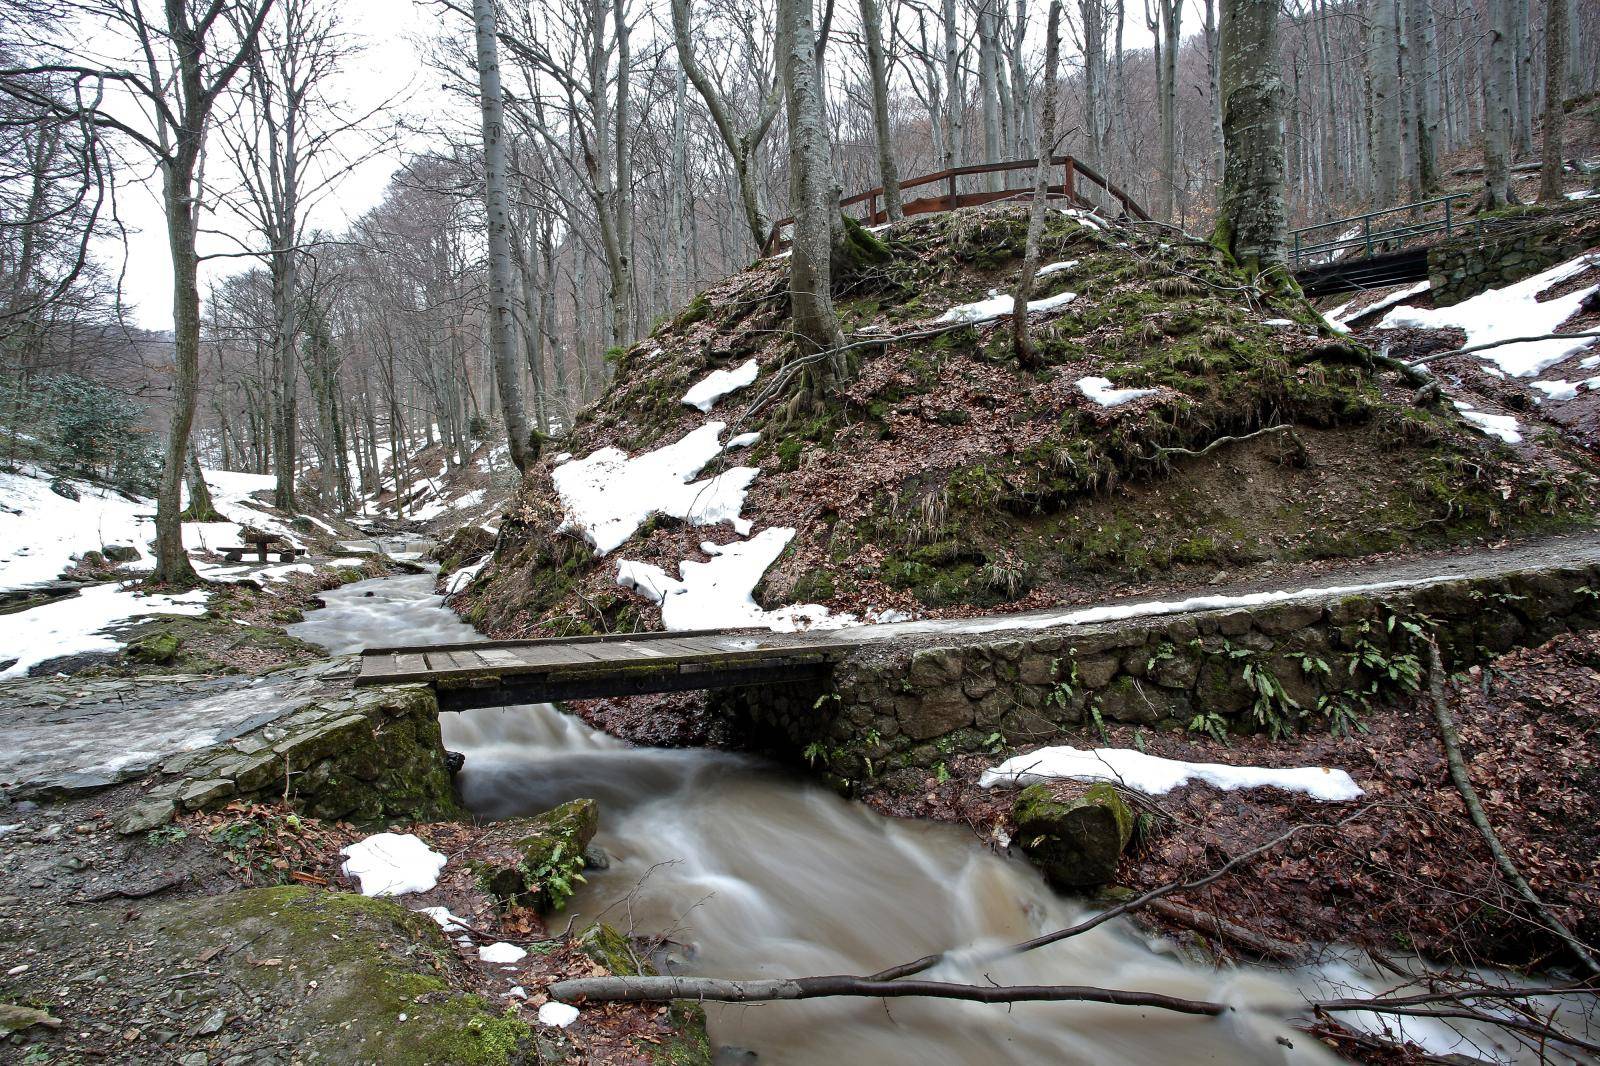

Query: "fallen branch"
(1408, 330), (1600, 368)
(1426, 641), (1600, 975)
(1145, 898), (1306, 962)
(549, 973), (1230, 1015)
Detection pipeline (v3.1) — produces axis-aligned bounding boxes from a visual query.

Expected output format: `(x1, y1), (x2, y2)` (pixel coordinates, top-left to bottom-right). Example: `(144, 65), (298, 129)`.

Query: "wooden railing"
(761, 155), (1152, 254)
(1289, 192), (1479, 269)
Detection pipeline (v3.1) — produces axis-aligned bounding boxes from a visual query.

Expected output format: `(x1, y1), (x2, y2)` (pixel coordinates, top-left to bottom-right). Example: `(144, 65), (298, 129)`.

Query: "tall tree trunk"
(1540, 0), (1569, 202)
(978, 1), (1002, 189)
(472, 0), (535, 474)
(154, 156), (203, 586)
(1012, 0), (1062, 370)
(781, 0), (847, 404)
(1212, 0), (1287, 282)
(183, 449), (221, 522)
(1510, 0), (1534, 156)
(270, 252), (298, 513)
(861, 0), (904, 218)
(1157, 0), (1180, 220)
(942, 0), (964, 170)
(1367, 0), (1402, 205)
(1481, 0), (1517, 207)
(1405, 0), (1439, 195)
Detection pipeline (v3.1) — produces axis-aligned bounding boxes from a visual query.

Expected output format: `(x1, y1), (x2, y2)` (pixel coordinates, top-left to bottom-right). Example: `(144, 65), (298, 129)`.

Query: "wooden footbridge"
(766, 158), (1491, 298)
(357, 628), (861, 712)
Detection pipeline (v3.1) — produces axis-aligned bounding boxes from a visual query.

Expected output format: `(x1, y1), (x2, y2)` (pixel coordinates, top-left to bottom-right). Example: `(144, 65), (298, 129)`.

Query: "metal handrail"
(1290, 192), (1476, 268)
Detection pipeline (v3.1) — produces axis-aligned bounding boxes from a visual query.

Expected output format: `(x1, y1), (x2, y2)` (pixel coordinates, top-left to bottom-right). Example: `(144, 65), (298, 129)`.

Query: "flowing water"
(296, 572), (1566, 1065)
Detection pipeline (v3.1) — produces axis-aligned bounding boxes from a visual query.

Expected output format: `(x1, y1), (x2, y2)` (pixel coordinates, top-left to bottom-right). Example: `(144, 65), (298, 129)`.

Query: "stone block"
(897, 689), (973, 740)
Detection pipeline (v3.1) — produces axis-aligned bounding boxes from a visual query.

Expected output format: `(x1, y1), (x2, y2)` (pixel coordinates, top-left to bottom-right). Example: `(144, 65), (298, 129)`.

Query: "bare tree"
(781, 0), (846, 405)
(1010, 0), (1061, 370)
(859, 0), (903, 219)
(1480, 0), (1517, 208)
(1539, 0), (1569, 203)
(472, 0), (535, 474)
(1, 0), (275, 584)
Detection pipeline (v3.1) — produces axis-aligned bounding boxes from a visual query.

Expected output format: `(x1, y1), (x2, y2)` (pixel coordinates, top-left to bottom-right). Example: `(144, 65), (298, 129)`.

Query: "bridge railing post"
(1364, 216), (1373, 258)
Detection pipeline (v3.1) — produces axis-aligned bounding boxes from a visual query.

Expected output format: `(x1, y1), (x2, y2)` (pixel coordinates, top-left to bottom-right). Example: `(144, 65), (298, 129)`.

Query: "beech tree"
(1212, 0), (1287, 281)
(1012, 0), (1063, 369)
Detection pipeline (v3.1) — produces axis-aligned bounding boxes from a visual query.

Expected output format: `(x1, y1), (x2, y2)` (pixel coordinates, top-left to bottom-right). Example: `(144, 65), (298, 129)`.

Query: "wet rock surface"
(0, 658), (354, 801)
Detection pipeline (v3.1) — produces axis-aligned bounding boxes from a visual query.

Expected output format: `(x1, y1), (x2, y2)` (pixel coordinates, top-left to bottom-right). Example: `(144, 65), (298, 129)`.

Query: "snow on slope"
(616, 528), (852, 631)
(1379, 252), (1599, 376)
(0, 465), (315, 595)
(682, 358), (759, 413)
(552, 423), (758, 554)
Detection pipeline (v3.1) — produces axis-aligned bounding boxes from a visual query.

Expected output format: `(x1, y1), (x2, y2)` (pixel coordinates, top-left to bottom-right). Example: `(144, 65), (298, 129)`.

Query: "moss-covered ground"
(465, 202), (1599, 636)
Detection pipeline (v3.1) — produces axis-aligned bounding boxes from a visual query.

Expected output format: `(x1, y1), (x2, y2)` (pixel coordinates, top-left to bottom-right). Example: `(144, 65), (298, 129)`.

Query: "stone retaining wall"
(1427, 202), (1600, 307)
(712, 561), (1600, 794)
(117, 683), (460, 833)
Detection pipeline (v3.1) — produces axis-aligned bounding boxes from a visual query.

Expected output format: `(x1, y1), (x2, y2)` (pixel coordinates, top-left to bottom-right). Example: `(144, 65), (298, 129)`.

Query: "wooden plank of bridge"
(356, 629), (862, 698)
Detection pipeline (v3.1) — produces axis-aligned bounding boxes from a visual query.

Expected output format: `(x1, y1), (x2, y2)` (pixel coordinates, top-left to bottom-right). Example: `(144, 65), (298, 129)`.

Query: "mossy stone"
(481, 798), (599, 912)
(1013, 781), (1134, 887)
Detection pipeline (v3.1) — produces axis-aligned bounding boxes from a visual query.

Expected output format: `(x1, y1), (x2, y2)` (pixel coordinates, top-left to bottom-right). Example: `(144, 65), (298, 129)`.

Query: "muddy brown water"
(297, 571), (1565, 1065)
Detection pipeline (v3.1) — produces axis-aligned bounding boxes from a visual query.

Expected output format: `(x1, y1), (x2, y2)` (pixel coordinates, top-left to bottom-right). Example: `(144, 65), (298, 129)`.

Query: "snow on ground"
(1322, 280), (1430, 334)
(682, 358), (760, 413)
(616, 528), (854, 632)
(1058, 208), (1104, 230)
(415, 906), (469, 932)
(1451, 401), (1523, 444)
(0, 467), (150, 592)
(479, 942), (527, 964)
(0, 582), (208, 679)
(936, 288), (1078, 325)
(1531, 378), (1598, 401)
(340, 833), (447, 896)
(444, 554), (491, 595)
(1078, 376), (1157, 408)
(1037, 259), (1079, 277)
(1380, 252), (1600, 376)
(552, 422), (757, 554)
(538, 1002), (580, 1028)
(851, 575), (1441, 641)
(979, 745), (1364, 801)
(726, 431), (761, 449)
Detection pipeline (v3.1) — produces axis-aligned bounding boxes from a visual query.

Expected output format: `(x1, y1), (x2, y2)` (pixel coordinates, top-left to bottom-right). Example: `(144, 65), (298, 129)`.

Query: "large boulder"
(1012, 781), (1134, 887)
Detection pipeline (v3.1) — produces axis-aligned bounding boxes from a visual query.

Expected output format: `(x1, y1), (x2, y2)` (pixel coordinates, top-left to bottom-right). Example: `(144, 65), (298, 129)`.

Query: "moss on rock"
(1013, 781), (1134, 887)
(478, 798), (599, 912)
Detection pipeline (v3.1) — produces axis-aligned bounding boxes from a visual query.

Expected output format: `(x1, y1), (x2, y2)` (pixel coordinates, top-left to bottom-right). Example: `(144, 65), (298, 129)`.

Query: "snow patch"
(445, 554), (491, 595)
(1037, 259), (1079, 277)
(479, 942), (527, 964)
(416, 906), (469, 932)
(1452, 401), (1522, 444)
(1077, 376), (1157, 408)
(617, 528), (852, 632)
(1323, 280), (1430, 334)
(979, 745), (1364, 801)
(725, 431), (761, 449)
(538, 1002), (580, 1027)
(1381, 253), (1600, 376)
(340, 833), (447, 896)
(0, 582), (208, 679)
(682, 358), (760, 412)
(552, 423), (757, 554)
(936, 288), (1077, 325)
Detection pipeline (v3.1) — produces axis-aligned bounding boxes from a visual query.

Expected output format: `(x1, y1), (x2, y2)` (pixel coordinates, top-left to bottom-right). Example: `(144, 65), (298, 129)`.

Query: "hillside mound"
(460, 203), (1598, 637)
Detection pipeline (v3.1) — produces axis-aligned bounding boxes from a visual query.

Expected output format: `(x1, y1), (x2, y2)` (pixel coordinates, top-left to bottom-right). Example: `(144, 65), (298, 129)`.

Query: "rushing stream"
(293, 569), (1561, 1065)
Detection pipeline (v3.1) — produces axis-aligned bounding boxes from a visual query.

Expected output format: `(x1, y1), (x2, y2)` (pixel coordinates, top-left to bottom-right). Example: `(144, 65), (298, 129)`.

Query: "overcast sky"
(106, 0), (458, 331)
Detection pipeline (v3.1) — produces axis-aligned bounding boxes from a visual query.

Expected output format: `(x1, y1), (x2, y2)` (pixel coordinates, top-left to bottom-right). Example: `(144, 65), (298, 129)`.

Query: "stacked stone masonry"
(713, 562), (1600, 793)
(117, 684), (459, 833)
